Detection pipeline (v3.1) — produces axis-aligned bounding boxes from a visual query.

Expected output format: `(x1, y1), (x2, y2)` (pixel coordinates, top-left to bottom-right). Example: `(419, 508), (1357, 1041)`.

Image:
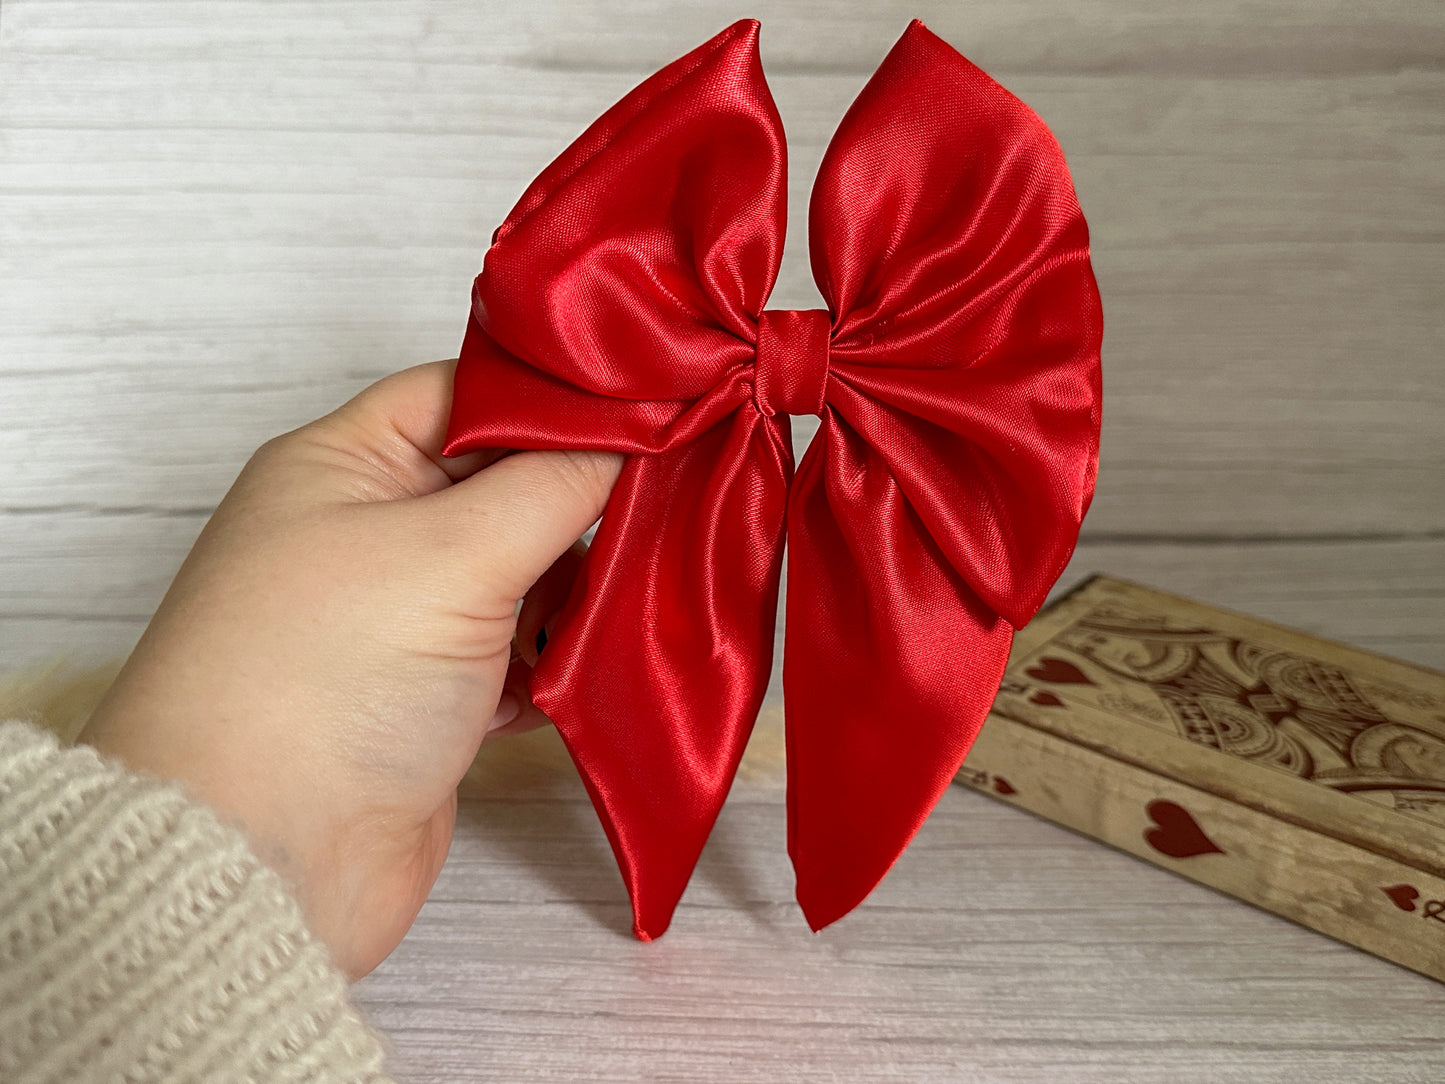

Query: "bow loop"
(807, 18), (1102, 628)
(475, 17), (786, 405)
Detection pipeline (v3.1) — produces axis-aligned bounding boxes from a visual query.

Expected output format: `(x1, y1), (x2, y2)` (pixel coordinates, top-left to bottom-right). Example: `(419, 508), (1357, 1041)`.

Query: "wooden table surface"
(2, 1), (1443, 1080)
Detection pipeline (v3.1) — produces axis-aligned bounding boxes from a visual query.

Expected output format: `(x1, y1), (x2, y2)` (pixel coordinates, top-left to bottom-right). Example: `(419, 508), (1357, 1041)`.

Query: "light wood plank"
(7, 0), (1444, 75)
(3, 510), (1440, 669)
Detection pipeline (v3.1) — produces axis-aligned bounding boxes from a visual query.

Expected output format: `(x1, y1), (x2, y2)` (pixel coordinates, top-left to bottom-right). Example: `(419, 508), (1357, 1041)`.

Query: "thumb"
(430, 447), (625, 601)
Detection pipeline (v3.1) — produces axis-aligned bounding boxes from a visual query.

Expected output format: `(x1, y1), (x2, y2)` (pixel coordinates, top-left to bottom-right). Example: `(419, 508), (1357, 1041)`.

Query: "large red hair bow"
(444, 18), (1102, 940)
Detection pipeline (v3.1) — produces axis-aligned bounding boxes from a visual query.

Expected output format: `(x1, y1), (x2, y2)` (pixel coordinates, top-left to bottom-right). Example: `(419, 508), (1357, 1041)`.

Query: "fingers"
(432, 447), (624, 602)
(481, 654), (553, 743)
(484, 708), (552, 742)
(322, 360), (511, 487)
(516, 539), (588, 666)
(318, 361), (623, 633)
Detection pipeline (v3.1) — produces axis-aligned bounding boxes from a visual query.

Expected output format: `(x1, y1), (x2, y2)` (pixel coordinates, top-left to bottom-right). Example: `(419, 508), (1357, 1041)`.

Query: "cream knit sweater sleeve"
(0, 718), (397, 1083)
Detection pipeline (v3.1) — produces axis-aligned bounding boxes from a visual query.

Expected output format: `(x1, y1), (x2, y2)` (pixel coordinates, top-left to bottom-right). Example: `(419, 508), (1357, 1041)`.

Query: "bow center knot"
(752, 308), (831, 417)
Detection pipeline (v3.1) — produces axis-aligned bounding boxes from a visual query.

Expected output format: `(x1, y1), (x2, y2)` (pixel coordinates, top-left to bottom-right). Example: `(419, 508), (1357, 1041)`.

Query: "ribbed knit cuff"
(0, 719), (395, 1083)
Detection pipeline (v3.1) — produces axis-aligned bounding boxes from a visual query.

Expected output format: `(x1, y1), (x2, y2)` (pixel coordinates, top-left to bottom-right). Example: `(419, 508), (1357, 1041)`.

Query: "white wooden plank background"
(2, 1), (1443, 1080)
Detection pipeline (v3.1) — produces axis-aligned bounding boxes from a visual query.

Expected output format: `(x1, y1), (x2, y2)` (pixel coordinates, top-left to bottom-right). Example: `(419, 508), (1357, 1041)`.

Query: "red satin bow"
(444, 18), (1103, 940)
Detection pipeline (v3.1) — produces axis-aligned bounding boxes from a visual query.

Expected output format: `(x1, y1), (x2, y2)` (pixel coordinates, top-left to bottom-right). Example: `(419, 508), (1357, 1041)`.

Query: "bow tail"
(530, 405), (793, 940)
(782, 413), (1014, 931)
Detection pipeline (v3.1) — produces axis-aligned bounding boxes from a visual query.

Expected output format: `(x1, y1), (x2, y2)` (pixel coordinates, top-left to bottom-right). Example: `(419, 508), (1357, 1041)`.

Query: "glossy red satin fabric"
(444, 18), (1103, 940)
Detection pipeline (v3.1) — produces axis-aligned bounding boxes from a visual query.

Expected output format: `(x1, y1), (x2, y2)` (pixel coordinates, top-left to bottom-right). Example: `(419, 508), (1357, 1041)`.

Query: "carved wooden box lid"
(985, 573), (1445, 889)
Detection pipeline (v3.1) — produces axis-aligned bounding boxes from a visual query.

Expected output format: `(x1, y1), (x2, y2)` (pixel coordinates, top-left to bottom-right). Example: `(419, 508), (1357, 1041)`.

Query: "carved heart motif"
(1029, 691), (1064, 707)
(1025, 657), (1093, 685)
(1143, 799), (1224, 858)
(992, 776), (1017, 795)
(1383, 883), (1420, 912)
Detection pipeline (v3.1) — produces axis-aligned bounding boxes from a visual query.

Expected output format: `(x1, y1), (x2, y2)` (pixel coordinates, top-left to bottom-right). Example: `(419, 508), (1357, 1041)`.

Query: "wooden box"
(958, 574), (1445, 983)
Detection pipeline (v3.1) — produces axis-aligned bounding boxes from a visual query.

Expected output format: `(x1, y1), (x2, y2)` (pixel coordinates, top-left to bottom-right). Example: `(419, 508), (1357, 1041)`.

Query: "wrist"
(80, 701), (337, 935)
(79, 700), (433, 979)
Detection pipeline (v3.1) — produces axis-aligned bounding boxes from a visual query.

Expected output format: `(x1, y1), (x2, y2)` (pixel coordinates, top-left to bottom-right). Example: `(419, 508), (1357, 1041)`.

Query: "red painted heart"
(1029, 691), (1065, 707)
(1143, 799), (1225, 858)
(1026, 657), (1093, 685)
(1383, 883), (1420, 913)
(992, 776), (1017, 796)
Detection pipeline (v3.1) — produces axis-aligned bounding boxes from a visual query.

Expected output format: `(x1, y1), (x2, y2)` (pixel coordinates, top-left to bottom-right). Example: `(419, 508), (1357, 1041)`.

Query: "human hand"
(78, 361), (622, 979)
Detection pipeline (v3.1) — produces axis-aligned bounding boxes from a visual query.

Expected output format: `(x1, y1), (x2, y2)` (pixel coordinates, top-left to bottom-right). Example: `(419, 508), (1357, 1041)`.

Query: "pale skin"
(78, 360), (622, 980)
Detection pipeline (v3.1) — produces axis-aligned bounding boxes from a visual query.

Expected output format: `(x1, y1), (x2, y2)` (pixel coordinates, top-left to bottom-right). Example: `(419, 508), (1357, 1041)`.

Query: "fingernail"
(535, 626), (548, 655)
(489, 692), (521, 731)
